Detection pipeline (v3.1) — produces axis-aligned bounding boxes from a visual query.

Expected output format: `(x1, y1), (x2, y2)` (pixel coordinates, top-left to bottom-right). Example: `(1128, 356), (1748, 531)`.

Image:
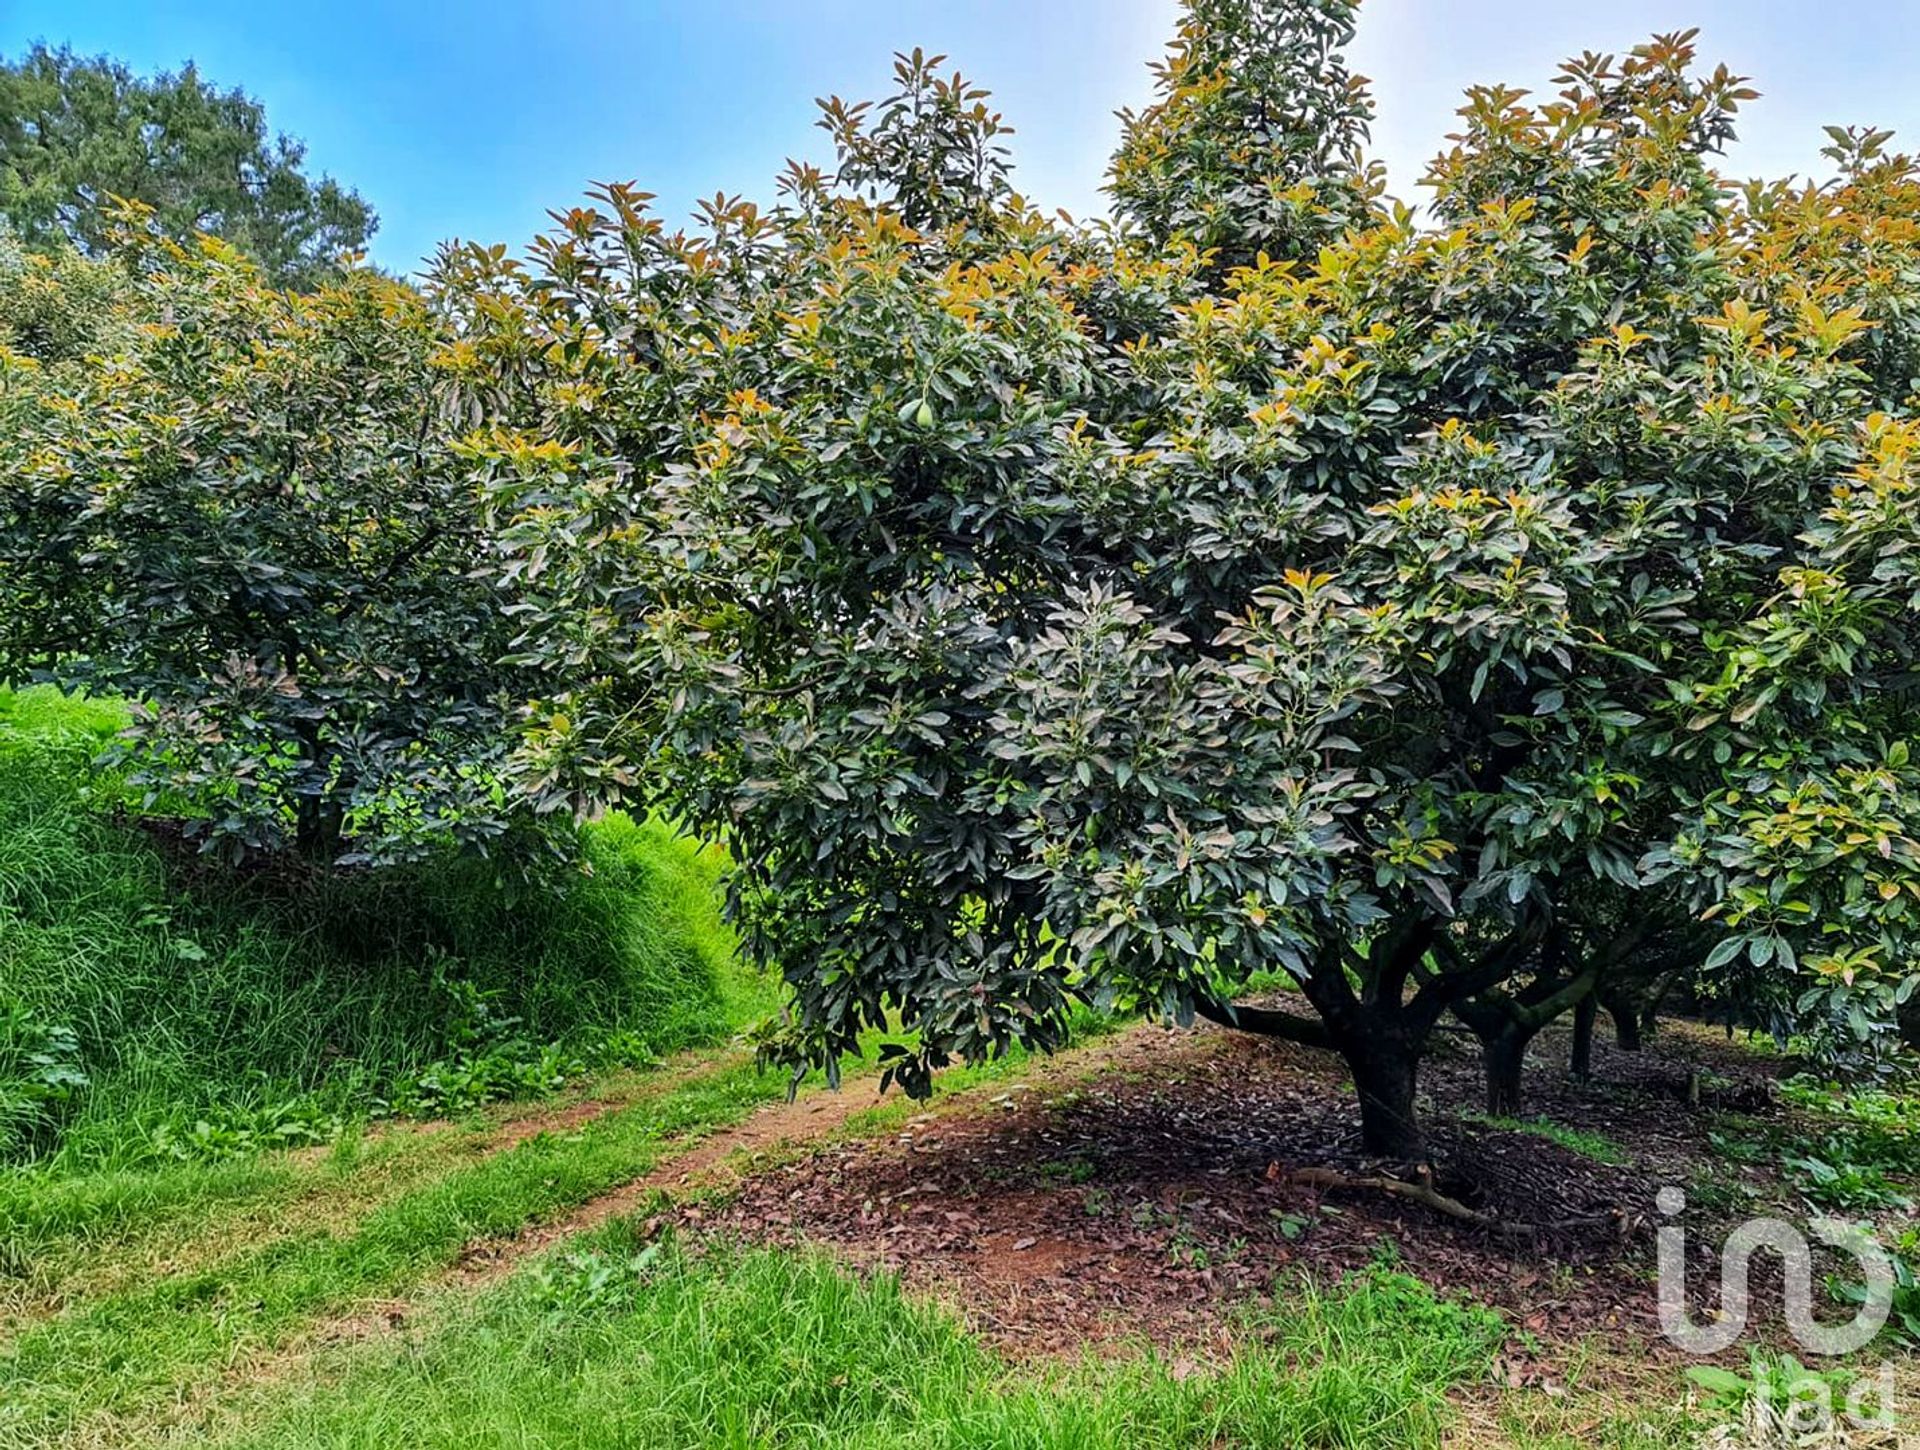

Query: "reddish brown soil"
(448, 1069), (895, 1289)
(670, 1017), (1848, 1367)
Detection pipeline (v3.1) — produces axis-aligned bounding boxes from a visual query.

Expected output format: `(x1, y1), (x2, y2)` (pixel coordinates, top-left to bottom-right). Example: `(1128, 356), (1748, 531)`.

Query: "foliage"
(0, 223), (133, 361)
(0, 687), (740, 1167)
(1108, 0), (1379, 270)
(0, 45), (374, 288)
(0, 1003), (87, 1157)
(1781, 1143), (1913, 1214)
(1779, 1076), (1920, 1173)
(0, 221), (553, 867)
(452, 4), (1920, 1161)
(1834, 1230), (1920, 1348)
(1686, 1349), (1865, 1428)
(532, 1241), (666, 1321)
(10, 0), (1920, 1164)
(816, 47), (1016, 234)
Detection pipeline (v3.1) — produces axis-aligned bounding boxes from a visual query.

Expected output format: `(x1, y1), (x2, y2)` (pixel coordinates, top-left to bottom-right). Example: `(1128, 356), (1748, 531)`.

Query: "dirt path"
(189, 1018), (1182, 1426)
(412, 1020), (1189, 1300)
(443, 1069), (898, 1290)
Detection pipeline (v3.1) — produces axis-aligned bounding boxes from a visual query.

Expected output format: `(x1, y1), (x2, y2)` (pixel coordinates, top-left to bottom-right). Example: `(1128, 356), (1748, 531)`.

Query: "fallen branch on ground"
(1272, 1164), (1627, 1240)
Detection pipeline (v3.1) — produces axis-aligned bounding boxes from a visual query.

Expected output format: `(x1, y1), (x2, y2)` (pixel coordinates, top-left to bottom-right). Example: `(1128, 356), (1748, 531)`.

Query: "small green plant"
(1271, 1209), (1311, 1241)
(1466, 1112), (1629, 1166)
(1687, 1349), (1865, 1435)
(1780, 1077), (1918, 1134)
(0, 1005), (88, 1156)
(1706, 1127), (1768, 1164)
(531, 1241), (665, 1321)
(1780, 1078), (1920, 1177)
(1035, 1156), (1097, 1185)
(1784, 1144), (1914, 1214)
(1683, 1174), (1759, 1217)
(146, 1095), (343, 1163)
(127, 1016), (672, 1166)
(1833, 1230), (1920, 1347)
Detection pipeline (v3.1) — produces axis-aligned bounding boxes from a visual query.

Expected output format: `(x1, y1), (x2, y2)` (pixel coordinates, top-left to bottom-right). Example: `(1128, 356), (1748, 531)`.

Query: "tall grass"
(218, 1233), (1504, 1449)
(0, 686), (753, 1167)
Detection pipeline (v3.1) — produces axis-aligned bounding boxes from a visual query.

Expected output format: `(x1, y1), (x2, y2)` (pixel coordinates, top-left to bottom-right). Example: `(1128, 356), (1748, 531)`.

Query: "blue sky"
(5, 1), (1918, 275)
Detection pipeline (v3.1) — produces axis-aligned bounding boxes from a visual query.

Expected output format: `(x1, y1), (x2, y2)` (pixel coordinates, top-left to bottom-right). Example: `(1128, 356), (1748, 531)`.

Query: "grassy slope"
(0, 685), (765, 1168)
(0, 1058), (794, 1444)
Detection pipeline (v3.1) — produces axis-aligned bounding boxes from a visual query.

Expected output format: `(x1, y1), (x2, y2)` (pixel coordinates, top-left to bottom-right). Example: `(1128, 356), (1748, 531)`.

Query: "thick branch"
(1193, 994), (1334, 1050)
(1419, 913), (1549, 1021)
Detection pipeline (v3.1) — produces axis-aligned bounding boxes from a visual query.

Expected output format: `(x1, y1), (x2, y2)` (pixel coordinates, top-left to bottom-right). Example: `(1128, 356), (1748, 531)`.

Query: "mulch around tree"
(670, 1016), (1862, 1369)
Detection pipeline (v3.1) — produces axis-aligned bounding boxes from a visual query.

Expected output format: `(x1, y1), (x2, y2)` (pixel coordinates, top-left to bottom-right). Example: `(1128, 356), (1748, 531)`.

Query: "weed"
(1778, 1078), (1920, 1178)
(0, 1004), (87, 1155)
(1706, 1126), (1768, 1164)
(1035, 1155), (1097, 1185)
(145, 1094), (344, 1162)
(1832, 1229), (1920, 1348)
(532, 1241), (666, 1320)
(1271, 1209), (1311, 1241)
(1783, 1145), (1913, 1214)
(1687, 1348), (1878, 1439)
(1683, 1174), (1759, 1218)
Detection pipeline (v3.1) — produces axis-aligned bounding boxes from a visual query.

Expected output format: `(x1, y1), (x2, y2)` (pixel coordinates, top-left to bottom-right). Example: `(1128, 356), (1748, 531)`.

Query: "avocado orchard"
(3, 1), (1918, 1165)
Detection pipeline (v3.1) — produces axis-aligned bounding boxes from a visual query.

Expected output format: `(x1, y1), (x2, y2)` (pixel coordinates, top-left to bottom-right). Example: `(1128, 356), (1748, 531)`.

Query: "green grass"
(0, 1054), (800, 1444)
(0, 685), (763, 1168)
(1465, 1113), (1630, 1166)
(212, 1231), (1504, 1450)
(0, 1020), (1164, 1444)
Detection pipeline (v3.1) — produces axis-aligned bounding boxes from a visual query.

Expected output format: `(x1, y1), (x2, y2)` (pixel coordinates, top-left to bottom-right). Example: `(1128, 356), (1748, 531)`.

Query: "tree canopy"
(0, 212), (549, 866)
(0, 45), (374, 289)
(452, 12), (1920, 1160)
(4, 4), (1918, 1165)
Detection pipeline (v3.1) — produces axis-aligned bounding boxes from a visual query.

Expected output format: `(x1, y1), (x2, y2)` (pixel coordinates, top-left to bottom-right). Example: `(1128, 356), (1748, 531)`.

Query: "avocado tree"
(0, 212), (553, 867)
(466, 8), (1920, 1163)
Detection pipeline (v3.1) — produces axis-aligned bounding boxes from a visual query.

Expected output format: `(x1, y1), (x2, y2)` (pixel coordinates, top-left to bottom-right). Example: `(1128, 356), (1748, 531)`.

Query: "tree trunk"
(294, 794), (343, 862)
(1348, 1048), (1426, 1163)
(290, 712), (343, 863)
(1481, 1033), (1528, 1116)
(1603, 994), (1643, 1052)
(1196, 993), (1428, 1162)
(1570, 993), (1597, 1080)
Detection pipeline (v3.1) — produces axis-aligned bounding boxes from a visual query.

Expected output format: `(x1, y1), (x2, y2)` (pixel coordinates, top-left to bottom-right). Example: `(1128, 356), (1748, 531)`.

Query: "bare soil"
(662, 1015), (1888, 1376)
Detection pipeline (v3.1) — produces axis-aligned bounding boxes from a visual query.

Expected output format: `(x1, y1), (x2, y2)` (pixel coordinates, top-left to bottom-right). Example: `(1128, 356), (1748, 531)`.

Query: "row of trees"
(3, 2), (1918, 1165)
